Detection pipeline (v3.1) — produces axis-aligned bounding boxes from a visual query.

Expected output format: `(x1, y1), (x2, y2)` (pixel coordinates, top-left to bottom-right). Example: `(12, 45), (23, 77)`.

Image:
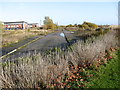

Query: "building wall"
(4, 22), (38, 30)
(23, 23), (28, 29)
(4, 22), (29, 30)
(4, 23), (23, 30)
(28, 23), (38, 28)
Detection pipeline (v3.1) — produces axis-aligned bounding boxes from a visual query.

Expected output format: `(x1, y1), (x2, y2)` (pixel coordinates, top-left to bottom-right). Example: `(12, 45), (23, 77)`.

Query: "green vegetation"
(43, 16), (58, 30)
(0, 21), (4, 29)
(86, 49), (119, 88)
(77, 21), (98, 30)
(65, 21), (98, 31)
(59, 48), (119, 88)
(66, 22), (98, 30)
(81, 24), (90, 30)
(83, 21), (98, 30)
(74, 28), (109, 40)
(2, 29), (53, 48)
(0, 21), (3, 49)
(0, 30), (118, 88)
(66, 24), (74, 27)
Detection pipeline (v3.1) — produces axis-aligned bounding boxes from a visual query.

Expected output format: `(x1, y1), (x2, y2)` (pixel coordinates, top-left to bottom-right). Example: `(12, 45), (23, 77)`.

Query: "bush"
(0, 30), (118, 88)
(83, 21), (98, 30)
(78, 22), (98, 30)
(82, 24), (90, 30)
(27, 29), (30, 32)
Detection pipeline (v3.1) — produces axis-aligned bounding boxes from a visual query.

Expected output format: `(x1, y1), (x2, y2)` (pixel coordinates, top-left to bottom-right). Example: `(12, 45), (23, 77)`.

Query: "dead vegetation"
(0, 30), (118, 88)
(1, 29), (51, 48)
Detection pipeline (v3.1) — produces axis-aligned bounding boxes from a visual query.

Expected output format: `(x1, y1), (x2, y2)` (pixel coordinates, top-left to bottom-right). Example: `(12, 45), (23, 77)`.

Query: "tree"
(43, 16), (55, 30)
(74, 24), (77, 27)
(66, 24), (73, 27)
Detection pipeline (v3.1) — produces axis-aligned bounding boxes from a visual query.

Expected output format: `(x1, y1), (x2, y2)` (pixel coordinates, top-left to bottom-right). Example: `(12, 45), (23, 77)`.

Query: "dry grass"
(0, 30), (118, 88)
(1, 29), (50, 48)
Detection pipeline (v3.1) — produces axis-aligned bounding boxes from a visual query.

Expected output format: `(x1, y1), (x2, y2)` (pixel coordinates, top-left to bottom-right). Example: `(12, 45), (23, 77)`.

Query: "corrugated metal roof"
(4, 21), (27, 24)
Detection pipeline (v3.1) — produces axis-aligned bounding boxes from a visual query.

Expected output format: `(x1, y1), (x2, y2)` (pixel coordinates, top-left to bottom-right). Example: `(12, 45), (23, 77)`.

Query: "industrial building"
(28, 23), (38, 28)
(4, 21), (38, 30)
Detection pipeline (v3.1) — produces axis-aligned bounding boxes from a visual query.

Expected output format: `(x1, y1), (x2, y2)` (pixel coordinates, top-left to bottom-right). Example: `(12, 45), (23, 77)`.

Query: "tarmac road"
(18, 30), (77, 52)
(1, 30), (79, 61)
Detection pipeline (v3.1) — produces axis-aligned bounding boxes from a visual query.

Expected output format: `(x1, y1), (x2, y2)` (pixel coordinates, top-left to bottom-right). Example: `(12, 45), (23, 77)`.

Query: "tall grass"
(0, 30), (118, 88)
(2, 29), (50, 48)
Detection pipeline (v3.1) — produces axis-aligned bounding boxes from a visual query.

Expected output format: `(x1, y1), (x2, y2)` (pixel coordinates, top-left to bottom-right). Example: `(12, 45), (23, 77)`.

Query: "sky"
(0, 0), (119, 25)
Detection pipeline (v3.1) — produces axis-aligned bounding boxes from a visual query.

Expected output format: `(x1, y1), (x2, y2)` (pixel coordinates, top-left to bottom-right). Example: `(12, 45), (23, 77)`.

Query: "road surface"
(1, 30), (79, 61)
(19, 31), (77, 52)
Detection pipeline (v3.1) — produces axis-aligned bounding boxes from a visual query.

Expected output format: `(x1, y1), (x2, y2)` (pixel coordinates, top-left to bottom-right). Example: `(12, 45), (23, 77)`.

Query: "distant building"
(4, 21), (28, 30)
(4, 21), (39, 30)
(28, 23), (38, 28)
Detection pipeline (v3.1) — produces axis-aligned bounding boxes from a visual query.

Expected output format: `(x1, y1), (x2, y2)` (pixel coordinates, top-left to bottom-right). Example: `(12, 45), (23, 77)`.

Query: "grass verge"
(85, 49), (120, 88)
(59, 48), (120, 88)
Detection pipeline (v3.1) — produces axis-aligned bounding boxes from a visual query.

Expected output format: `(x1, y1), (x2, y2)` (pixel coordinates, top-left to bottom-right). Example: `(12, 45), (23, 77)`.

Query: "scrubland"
(0, 29), (119, 88)
(1, 29), (51, 48)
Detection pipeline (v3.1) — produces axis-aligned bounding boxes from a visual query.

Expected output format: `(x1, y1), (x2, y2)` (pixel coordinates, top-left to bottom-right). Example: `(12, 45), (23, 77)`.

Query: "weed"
(0, 30), (119, 88)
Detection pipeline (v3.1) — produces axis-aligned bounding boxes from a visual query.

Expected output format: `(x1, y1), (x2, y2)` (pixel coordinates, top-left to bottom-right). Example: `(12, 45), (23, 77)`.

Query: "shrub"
(0, 30), (118, 88)
(83, 21), (98, 30)
(78, 22), (98, 30)
(82, 24), (90, 30)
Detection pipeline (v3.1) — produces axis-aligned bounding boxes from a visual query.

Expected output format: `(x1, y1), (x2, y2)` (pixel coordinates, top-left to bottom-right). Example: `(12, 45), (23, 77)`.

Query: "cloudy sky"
(0, 0), (119, 25)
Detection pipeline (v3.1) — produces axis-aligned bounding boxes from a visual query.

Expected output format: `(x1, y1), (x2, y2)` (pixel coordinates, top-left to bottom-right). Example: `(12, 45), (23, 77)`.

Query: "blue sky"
(0, 1), (118, 25)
